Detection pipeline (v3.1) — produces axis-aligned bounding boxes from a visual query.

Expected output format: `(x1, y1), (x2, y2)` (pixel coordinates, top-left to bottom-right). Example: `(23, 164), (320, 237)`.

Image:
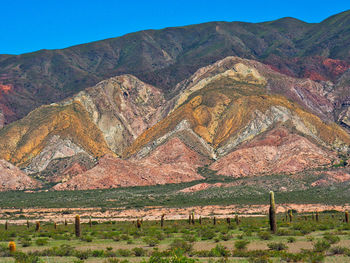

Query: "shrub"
(267, 242), (287, 251)
(234, 240), (250, 250)
(143, 237), (159, 247)
(116, 249), (132, 257)
(313, 240), (330, 252)
(287, 237), (296, 243)
(210, 244), (230, 257)
(330, 246), (348, 255)
(133, 247), (147, 257)
(258, 231), (272, 240)
(323, 233), (340, 244)
(170, 239), (193, 253)
(35, 238), (48, 246)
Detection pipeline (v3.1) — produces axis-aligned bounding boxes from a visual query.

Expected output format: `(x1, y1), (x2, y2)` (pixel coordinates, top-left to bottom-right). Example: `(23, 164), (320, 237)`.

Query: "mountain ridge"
(1, 10), (350, 126)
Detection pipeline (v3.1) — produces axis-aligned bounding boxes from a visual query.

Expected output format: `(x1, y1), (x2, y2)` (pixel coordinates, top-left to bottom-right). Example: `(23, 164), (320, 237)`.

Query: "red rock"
(0, 160), (40, 191)
(53, 138), (209, 190)
(210, 128), (337, 177)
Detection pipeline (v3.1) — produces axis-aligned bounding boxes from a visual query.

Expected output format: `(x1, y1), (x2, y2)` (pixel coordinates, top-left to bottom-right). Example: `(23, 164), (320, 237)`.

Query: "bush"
(170, 239), (193, 253)
(267, 242), (287, 251)
(234, 240), (250, 250)
(323, 233), (340, 244)
(143, 236), (160, 247)
(35, 238), (48, 246)
(258, 231), (272, 240)
(116, 249), (132, 257)
(330, 246), (348, 255)
(210, 244), (230, 257)
(313, 240), (330, 252)
(287, 237), (296, 243)
(133, 247), (147, 257)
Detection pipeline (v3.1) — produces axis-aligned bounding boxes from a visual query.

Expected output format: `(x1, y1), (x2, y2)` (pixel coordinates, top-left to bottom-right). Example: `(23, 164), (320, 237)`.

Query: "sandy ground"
(1, 203), (349, 224)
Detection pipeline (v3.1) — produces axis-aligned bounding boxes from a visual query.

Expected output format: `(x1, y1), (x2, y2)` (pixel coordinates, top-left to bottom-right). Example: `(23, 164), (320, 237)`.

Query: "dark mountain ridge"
(0, 10), (349, 125)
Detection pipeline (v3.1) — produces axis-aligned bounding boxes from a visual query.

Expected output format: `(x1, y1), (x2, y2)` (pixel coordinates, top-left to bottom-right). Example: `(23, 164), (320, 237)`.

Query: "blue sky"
(1, 0), (349, 55)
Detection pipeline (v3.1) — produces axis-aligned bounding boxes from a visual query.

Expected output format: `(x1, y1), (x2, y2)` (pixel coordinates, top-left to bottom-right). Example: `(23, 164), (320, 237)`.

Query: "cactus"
(312, 212), (315, 221)
(137, 219), (142, 229)
(226, 217), (231, 225)
(75, 215), (81, 237)
(160, 214), (165, 228)
(191, 212), (195, 225)
(288, 210), (293, 222)
(64, 219), (68, 226)
(35, 221), (40, 232)
(346, 211), (349, 223)
(5, 220), (8, 230)
(235, 215), (240, 225)
(8, 241), (16, 253)
(89, 216), (92, 228)
(269, 191), (277, 233)
(26, 220), (30, 229)
(54, 222), (57, 230)
(199, 216), (202, 225)
(213, 216), (216, 225)
(188, 214), (191, 225)
(316, 211), (319, 222)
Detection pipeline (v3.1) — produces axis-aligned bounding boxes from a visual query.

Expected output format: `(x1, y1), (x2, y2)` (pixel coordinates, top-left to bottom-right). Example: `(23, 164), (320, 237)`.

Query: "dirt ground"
(1, 203), (349, 224)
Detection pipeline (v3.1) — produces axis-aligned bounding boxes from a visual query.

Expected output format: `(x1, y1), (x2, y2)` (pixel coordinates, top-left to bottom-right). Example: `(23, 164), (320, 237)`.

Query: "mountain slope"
(1, 11), (350, 125)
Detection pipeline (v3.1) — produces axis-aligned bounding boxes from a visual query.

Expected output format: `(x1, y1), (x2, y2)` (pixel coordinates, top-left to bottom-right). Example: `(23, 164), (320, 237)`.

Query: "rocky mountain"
(0, 55), (348, 190)
(0, 10), (350, 126)
(0, 12), (349, 191)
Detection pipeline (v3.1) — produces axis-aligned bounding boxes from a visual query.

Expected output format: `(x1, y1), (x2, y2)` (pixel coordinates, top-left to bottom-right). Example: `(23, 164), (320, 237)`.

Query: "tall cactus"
(89, 216), (92, 228)
(35, 221), (40, 232)
(160, 214), (165, 228)
(345, 211), (349, 223)
(191, 212), (195, 225)
(137, 219), (142, 229)
(5, 220), (8, 230)
(75, 215), (81, 237)
(199, 216), (202, 225)
(235, 215), (240, 225)
(288, 210), (293, 222)
(316, 211), (319, 222)
(213, 216), (216, 225)
(269, 191), (277, 233)
(26, 220), (30, 229)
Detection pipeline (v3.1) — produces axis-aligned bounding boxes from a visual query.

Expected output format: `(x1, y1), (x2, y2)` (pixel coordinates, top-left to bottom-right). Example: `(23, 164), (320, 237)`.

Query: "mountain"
(0, 56), (347, 190)
(0, 10), (350, 126)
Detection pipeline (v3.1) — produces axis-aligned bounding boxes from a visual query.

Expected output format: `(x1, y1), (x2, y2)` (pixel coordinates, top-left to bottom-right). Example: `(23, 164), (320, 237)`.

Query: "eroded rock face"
(210, 128), (337, 177)
(70, 75), (166, 155)
(34, 153), (96, 183)
(0, 160), (40, 191)
(53, 138), (208, 190)
(25, 135), (88, 174)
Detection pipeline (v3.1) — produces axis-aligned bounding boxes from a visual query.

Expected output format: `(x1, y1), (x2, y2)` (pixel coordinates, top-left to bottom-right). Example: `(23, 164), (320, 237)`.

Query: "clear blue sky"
(1, 0), (349, 55)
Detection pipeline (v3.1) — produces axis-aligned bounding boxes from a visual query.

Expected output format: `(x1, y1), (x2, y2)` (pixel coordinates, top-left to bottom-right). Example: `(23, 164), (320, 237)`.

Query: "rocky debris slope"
(0, 160), (40, 191)
(53, 138), (208, 190)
